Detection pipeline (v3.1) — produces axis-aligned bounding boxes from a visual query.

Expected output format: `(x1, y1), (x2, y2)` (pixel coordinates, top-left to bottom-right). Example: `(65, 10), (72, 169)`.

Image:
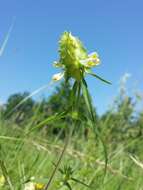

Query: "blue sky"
(0, 0), (143, 114)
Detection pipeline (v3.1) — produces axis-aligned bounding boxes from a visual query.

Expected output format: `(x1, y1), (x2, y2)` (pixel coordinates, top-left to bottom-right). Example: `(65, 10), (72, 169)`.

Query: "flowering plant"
(44, 32), (111, 190)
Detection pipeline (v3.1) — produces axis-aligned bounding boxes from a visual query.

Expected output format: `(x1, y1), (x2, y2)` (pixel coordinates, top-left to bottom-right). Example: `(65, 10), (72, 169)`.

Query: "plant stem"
(44, 81), (81, 190)
(44, 130), (71, 190)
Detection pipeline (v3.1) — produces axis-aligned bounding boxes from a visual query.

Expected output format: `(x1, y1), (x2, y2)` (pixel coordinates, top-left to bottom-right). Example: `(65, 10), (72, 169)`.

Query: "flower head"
(52, 32), (100, 81)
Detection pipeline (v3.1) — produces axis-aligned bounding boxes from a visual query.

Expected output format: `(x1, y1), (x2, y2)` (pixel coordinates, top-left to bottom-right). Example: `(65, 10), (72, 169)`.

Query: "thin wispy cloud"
(0, 18), (15, 57)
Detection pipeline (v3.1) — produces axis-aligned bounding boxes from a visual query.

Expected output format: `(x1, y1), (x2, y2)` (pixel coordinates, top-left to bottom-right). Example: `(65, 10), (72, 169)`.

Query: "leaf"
(81, 79), (108, 178)
(87, 72), (112, 85)
(28, 112), (66, 133)
(65, 182), (72, 190)
(69, 81), (78, 107)
(81, 79), (94, 121)
(71, 177), (91, 188)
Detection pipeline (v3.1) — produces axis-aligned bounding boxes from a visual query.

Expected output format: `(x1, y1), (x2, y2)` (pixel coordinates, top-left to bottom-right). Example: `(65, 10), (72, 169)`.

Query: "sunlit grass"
(0, 115), (143, 190)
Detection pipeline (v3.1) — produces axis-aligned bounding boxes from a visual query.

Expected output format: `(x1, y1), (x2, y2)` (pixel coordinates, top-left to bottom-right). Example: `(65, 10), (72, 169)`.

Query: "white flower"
(24, 182), (35, 190)
(80, 52), (100, 68)
(53, 61), (63, 68)
(52, 72), (64, 81)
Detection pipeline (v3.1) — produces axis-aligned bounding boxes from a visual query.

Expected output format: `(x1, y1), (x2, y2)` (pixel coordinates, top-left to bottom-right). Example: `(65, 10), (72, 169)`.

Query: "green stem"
(44, 81), (81, 190)
(44, 130), (71, 190)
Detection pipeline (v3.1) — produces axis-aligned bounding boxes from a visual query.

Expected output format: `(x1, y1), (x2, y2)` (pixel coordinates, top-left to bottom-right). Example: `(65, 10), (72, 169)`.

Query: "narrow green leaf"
(28, 112), (66, 133)
(65, 182), (72, 190)
(87, 72), (112, 85)
(81, 80), (92, 119)
(69, 81), (78, 108)
(81, 79), (108, 178)
(71, 177), (90, 188)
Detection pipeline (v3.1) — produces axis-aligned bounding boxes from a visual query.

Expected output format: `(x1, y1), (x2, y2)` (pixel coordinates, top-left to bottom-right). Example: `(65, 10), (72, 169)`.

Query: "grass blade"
(28, 112), (66, 133)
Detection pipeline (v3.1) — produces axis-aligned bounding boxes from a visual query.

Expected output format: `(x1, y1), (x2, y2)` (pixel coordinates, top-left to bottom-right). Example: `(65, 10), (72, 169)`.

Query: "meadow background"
(0, 0), (143, 189)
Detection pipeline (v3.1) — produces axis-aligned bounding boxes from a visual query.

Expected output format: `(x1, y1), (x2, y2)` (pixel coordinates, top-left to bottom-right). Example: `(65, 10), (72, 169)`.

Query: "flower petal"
(24, 182), (35, 190)
(80, 52), (100, 68)
(52, 72), (64, 81)
(53, 61), (63, 68)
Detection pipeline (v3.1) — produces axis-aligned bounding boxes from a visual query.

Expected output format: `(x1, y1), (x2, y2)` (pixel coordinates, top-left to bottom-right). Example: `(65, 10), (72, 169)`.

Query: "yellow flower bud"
(0, 175), (5, 187)
(35, 183), (45, 190)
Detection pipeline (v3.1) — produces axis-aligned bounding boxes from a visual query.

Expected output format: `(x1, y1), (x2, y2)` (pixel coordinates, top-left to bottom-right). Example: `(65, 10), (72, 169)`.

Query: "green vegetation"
(0, 79), (143, 190)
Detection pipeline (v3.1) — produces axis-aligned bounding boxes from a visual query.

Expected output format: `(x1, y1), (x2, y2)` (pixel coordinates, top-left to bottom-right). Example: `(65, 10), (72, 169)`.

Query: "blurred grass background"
(0, 75), (143, 190)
